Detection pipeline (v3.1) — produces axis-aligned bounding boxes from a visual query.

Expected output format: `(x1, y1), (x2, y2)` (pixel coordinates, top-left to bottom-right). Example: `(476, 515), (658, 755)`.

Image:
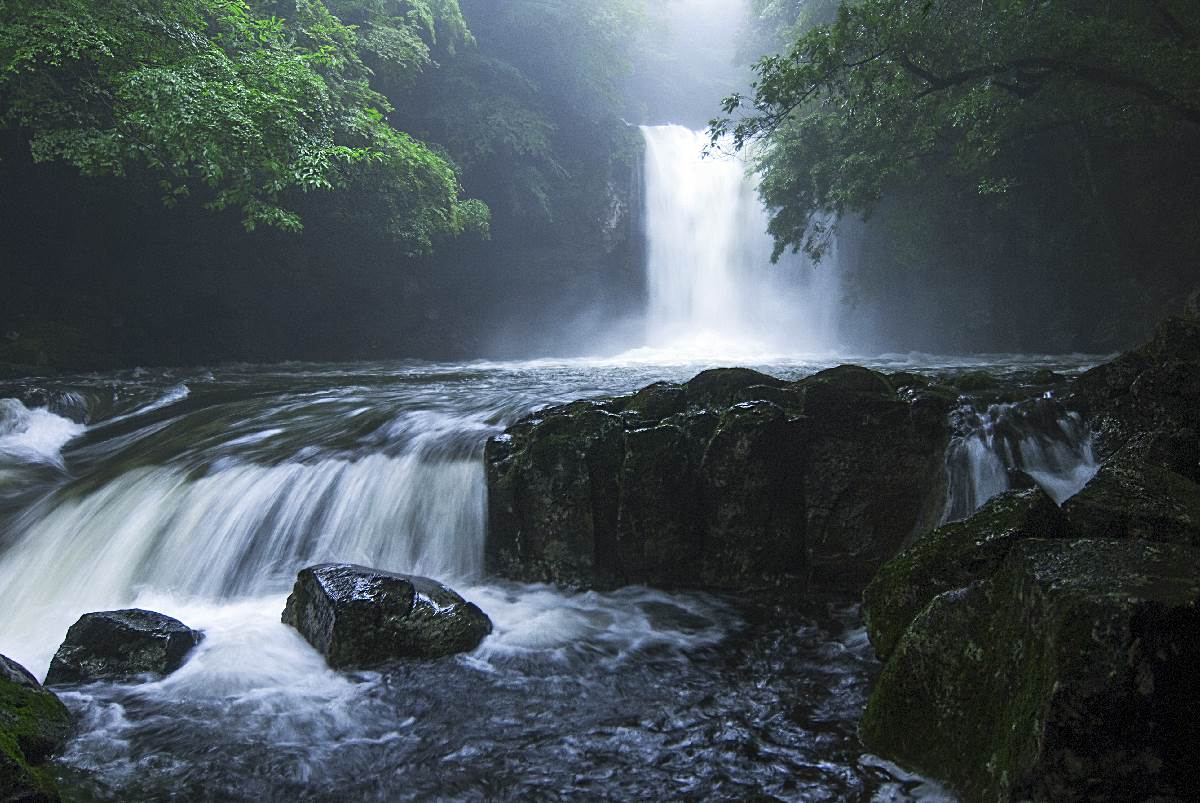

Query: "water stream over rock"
(0, 356), (1102, 801)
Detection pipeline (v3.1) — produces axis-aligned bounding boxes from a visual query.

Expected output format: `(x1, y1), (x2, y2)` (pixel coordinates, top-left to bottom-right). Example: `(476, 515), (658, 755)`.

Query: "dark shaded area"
(0, 1), (645, 372)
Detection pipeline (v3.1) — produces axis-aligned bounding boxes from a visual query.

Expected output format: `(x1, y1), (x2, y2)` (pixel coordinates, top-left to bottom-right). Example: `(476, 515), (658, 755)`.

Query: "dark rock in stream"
(1, 654), (72, 802)
(863, 487), (1066, 661)
(1063, 445), (1200, 546)
(862, 539), (1200, 802)
(486, 365), (951, 591)
(862, 318), (1200, 801)
(45, 609), (204, 686)
(1070, 314), (1200, 480)
(282, 564), (492, 668)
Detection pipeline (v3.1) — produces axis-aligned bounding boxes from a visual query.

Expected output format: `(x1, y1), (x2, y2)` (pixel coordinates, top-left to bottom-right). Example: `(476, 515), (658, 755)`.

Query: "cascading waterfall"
(942, 397), (1099, 522)
(0, 389), (492, 675)
(640, 125), (841, 356)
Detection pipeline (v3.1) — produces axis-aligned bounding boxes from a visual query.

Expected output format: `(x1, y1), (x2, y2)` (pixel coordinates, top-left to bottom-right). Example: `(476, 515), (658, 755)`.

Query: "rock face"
(1, 654), (72, 802)
(45, 609), (203, 686)
(862, 539), (1200, 802)
(282, 564), (492, 668)
(486, 365), (952, 590)
(862, 316), (1200, 801)
(1070, 314), (1200, 481)
(863, 488), (1066, 661)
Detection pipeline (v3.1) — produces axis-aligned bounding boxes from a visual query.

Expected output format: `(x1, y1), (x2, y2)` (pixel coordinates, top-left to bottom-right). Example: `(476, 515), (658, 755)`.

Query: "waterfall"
(640, 125), (841, 356)
(942, 398), (1099, 522)
(0, 394), (489, 675)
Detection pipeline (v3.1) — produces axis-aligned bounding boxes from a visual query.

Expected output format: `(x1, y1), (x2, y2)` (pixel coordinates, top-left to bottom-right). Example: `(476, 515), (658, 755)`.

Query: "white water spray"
(640, 125), (841, 357)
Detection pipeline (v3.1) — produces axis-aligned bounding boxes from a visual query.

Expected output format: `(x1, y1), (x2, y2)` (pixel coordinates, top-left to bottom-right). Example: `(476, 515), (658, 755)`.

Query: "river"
(0, 352), (1103, 801)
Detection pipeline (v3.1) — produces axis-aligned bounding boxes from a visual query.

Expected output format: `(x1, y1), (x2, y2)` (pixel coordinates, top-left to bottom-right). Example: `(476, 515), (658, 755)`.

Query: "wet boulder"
(485, 401), (626, 588)
(698, 401), (806, 585)
(282, 564), (491, 668)
(615, 423), (704, 586)
(792, 367), (950, 586)
(683, 367), (786, 410)
(862, 539), (1200, 802)
(486, 365), (951, 591)
(623, 382), (686, 421)
(1070, 315), (1200, 463)
(45, 609), (203, 685)
(1, 654), (72, 802)
(1063, 446), (1200, 546)
(863, 488), (1065, 660)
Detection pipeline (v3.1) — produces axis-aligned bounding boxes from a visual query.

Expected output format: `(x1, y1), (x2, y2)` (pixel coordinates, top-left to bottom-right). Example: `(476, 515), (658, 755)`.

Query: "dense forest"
(0, 0), (650, 369)
(2, 0), (1199, 370)
(722, 0), (1200, 353)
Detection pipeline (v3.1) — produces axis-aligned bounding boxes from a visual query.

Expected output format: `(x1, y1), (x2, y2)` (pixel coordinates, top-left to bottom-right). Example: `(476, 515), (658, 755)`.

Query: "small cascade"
(943, 397), (1099, 522)
(0, 397), (489, 674)
(640, 125), (841, 355)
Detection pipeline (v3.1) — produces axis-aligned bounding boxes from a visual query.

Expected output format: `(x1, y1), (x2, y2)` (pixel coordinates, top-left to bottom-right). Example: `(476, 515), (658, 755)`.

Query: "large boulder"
(1062, 446), (1200, 546)
(486, 401), (626, 588)
(1, 654), (72, 802)
(1070, 315), (1200, 479)
(790, 367), (951, 586)
(45, 609), (203, 686)
(862, 539), (1200, 802)
(282, 564), (492, 668)
(863, 488), (1065, 660)
(698, 401), (805, 586)
(486, 364), (950, 591)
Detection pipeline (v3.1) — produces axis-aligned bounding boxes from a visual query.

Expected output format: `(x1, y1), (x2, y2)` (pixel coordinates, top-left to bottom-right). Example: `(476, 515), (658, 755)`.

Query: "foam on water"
(0, 398), (85, 468)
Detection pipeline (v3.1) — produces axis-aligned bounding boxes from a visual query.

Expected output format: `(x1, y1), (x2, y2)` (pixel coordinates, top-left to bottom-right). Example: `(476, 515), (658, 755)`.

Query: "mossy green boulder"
(863, 488), (1065, 660)
(862, 539), (1200, 802)
(1, 655), (72, 803)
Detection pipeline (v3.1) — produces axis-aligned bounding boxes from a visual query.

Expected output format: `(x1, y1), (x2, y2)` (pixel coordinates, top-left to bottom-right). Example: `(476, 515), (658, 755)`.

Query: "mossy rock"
(951, 370), (1001, 392)
(863, 488), (1065, 660)
(1063, 447), (1200, 546)
(623, 382), (686, 422)
(799, 364), (894, 395)
(1, 655), (72, 803)
(698, 401), (806, 585)
(863, 539), (1200, 802)
(684, 368), (786, 410)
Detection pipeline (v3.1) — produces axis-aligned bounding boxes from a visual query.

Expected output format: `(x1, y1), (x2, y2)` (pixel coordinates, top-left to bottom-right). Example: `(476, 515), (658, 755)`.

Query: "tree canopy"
(0, 0), (487, 253)
(713, 0), (1200, 260)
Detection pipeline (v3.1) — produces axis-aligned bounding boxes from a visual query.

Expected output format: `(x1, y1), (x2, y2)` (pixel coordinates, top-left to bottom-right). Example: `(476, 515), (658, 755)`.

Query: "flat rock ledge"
(45, 609), (204, 686)
(282, 564), (492, 669)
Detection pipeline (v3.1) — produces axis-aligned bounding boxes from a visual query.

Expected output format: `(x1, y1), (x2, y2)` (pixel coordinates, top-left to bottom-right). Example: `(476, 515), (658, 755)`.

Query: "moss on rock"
(863, 488), (1065, 660)
(0, 655), (71, 802)
(862, 539), (1200, 802)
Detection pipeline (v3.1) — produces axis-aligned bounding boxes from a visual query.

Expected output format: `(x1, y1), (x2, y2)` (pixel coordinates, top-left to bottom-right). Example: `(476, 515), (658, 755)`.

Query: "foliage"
(712, 0), (1200, 260)
(0, 0), (486, 252)
(398, 0), (646, 229)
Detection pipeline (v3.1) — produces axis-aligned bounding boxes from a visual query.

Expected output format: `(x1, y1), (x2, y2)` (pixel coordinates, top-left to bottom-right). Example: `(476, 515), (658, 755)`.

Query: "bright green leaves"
(713, 0), (1200, 260)
(0, 0), (485, 253)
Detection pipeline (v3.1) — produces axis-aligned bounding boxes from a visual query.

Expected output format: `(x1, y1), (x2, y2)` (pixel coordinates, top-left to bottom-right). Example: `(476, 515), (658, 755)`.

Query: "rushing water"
(0, 354), (1105, 802)
(942, 399), (1099, 523)
(641, 125), (842, 356)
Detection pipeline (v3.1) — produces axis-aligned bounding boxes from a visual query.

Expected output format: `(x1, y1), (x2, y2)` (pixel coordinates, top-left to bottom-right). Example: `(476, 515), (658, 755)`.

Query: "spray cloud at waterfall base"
(636, 125), (842, 360)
